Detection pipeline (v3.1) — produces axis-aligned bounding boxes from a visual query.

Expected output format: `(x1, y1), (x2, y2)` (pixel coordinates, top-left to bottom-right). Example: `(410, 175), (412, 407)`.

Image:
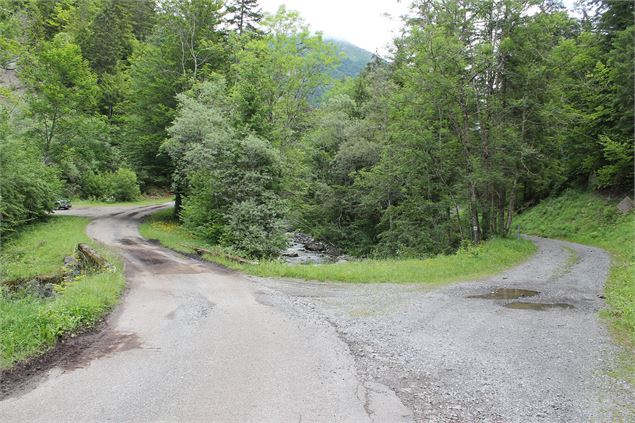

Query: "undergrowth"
(0, 216), (124, 369)
(140, 208), (536, 285)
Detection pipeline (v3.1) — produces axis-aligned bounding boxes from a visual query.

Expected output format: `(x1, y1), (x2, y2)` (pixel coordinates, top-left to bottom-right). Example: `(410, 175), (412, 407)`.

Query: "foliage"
(226, 0), (263, 35)
(164, 80), (286, 258)
(80, 168), (141, 201)
(0, 136), (61, 238)
(20, 33), (99, 159)
(3, 0), (633, 264)
(0, 216), (125, 369)
(141, 207), (536, 284)
(230, 6), (339, 146)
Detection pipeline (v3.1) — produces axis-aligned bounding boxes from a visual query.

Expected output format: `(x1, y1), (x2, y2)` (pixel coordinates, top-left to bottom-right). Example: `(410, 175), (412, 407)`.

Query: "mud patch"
(118, 238), (138, 246)
(0, 321), (109, 401)
(504, 302), (574, 311)
(63, 332), (143, 371)
(468, 288), (539, 300)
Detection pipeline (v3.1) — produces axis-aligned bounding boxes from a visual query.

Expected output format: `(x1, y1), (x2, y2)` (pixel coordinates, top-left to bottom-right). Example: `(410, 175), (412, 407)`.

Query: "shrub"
(0, 138), (62, 237)
(221, 194), (288, 258)
(109, 168), (141, 201)
(79, 168), (140, 201)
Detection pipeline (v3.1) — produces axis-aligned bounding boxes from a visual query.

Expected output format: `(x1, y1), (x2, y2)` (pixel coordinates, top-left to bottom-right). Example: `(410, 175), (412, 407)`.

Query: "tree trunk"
(505, 179), (517, 234)
(469, 182), (481, 243)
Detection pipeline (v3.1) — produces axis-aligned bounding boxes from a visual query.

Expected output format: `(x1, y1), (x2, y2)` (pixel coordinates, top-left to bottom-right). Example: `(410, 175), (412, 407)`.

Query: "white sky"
(259, 0), (579, 56)
(259, 0), (410, 55)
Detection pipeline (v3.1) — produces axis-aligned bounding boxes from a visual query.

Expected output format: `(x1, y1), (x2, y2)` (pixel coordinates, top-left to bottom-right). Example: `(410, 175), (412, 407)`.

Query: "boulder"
(617, 196), (634, 214)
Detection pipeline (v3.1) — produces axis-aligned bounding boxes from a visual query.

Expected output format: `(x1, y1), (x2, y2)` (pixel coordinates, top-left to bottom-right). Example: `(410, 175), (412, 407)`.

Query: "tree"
(226, 0), (263, 35)
(0, 106), (62, 237)
(20, 33), (99, 160)
(81, 0), (136, 75)
(231, 6), (339, 148)
(163, 79), (287, 258)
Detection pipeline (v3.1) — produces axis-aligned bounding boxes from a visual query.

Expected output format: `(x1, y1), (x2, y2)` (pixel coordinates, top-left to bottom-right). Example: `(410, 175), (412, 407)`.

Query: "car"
(54, 199), (72, 210)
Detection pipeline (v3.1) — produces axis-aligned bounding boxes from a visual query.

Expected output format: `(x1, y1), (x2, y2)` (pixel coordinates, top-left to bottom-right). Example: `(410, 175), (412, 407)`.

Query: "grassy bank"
(72, 195), (173, 208)
(516, 190), (634, 354)
(140, 208), (536, 285)
(0, 217), (124, 369)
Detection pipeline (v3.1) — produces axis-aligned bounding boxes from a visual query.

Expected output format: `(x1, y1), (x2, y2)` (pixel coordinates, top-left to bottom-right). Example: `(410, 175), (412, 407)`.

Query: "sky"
(259, 0), (410, 55)
(258, 0), (580, 56)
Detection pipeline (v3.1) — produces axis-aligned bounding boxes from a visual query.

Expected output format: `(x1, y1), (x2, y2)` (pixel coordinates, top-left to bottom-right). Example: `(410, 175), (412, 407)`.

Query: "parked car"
(54, 199), (72, 210)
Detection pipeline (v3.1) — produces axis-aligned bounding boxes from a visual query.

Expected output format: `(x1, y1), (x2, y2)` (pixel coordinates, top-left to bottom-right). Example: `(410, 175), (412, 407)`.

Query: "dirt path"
(1, 204), (631, 422)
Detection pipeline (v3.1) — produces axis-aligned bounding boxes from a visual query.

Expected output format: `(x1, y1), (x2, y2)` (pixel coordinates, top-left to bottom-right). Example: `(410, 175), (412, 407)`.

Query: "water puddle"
(504, 302), (574, 311)
(468, 288), (539, 300)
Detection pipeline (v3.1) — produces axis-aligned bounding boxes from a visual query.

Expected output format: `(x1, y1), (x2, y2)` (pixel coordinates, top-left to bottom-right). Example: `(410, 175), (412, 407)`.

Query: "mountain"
(327, 38), (374, 79)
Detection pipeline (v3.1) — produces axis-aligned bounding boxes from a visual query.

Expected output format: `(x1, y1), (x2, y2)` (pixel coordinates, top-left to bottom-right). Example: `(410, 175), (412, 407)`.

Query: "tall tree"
(231, 7), (339, 148)
(20, 33), (99, 160)
(226, 0), (263, 35)
(81, 0), (135, 74)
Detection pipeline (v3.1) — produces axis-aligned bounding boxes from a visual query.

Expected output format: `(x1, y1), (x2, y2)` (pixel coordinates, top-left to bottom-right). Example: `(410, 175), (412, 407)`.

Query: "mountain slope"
(327, 38), (374, 79)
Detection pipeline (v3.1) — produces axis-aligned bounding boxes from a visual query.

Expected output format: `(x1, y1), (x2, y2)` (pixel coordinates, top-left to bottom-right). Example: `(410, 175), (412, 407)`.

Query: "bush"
(109, 168), (141, 201)
(221, 194), (288, 258)
(79, 168), (140, 201)
(0, 138), (62, 237)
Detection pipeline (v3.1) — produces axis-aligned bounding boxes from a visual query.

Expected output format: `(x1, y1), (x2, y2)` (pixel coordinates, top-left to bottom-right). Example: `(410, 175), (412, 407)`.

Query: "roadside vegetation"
(141, 208), (536, 285)
(516, 190), (635, 379)
(0, 217), (124, 369)
(72, 195), (173, 208)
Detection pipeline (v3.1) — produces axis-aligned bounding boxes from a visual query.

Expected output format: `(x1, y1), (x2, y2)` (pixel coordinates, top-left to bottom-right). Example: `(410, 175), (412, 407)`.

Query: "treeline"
(0, 0), (632, 258)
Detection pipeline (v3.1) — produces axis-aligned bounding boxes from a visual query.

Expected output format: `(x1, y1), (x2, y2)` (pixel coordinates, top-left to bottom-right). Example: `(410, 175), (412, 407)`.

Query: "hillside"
(327, 38), (374, 79)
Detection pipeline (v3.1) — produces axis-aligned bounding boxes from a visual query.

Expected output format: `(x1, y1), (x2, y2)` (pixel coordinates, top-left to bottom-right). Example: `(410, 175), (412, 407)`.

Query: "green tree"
(230, 6), (339, 147)
(226, 0), (263, 35)
(0, 109), (62, 237)
(81, 0), (135, 75)
(20, 33), (99, 160)
(163, 79), (286, 258)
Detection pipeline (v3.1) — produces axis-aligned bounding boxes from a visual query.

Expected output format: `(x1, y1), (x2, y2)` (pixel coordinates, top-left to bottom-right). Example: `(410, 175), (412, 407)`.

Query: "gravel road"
(1, 204), (632, 422)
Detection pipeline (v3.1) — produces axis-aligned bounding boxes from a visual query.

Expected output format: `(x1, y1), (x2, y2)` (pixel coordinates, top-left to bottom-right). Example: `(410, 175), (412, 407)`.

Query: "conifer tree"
(226, 0), (263, 35)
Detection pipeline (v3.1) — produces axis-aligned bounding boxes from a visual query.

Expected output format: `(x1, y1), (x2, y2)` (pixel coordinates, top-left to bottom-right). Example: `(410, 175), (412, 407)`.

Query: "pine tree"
(226, 0), (263, 35)
(82, 0), (135, 74)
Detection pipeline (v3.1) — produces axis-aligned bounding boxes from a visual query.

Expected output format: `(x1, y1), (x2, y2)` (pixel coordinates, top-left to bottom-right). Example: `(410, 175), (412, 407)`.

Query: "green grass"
(72, 195), (173, 208)
(516, 190), (634, 376)
(140, 208), (537, 285)
(0, 216), (125, 369)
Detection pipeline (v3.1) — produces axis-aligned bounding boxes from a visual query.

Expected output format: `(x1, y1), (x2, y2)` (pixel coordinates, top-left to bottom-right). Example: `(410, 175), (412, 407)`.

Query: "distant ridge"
(327, 38), (374, 79)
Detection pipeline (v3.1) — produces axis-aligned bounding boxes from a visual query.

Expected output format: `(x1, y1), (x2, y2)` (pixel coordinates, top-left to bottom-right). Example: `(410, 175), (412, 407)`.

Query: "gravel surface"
(253, 236), (635, 422)
(1, 204), (632, 422)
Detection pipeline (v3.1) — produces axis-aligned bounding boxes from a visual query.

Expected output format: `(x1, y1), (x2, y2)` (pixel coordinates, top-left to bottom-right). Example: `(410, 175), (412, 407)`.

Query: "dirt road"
(1, 204), (631, 422)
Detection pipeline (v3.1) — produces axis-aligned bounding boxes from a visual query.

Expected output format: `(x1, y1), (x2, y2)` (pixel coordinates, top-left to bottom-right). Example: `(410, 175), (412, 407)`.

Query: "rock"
(77, 243), (110, 270)
(304, 241), (326, 252)
(617, 196), (634, 214)
(282, 251), (299, 257)
(63, 256), (78, 267)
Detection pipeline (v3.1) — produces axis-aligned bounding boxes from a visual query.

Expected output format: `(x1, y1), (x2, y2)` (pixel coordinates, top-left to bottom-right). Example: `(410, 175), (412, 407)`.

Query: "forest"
(1, 0), (633, 259)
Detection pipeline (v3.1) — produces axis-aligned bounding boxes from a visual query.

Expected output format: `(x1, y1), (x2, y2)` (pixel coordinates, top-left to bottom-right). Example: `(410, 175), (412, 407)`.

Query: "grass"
(0, 216), (125, 369)
(516, 190), (634, 381)
(140, 208), (537, 285)
(72, 195), (173, 208)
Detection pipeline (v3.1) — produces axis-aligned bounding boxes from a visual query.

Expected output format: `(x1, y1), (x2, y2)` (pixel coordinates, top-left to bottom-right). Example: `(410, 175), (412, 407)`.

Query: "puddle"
(468, 288), (539, 300)
(504, 302), (574, 311)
